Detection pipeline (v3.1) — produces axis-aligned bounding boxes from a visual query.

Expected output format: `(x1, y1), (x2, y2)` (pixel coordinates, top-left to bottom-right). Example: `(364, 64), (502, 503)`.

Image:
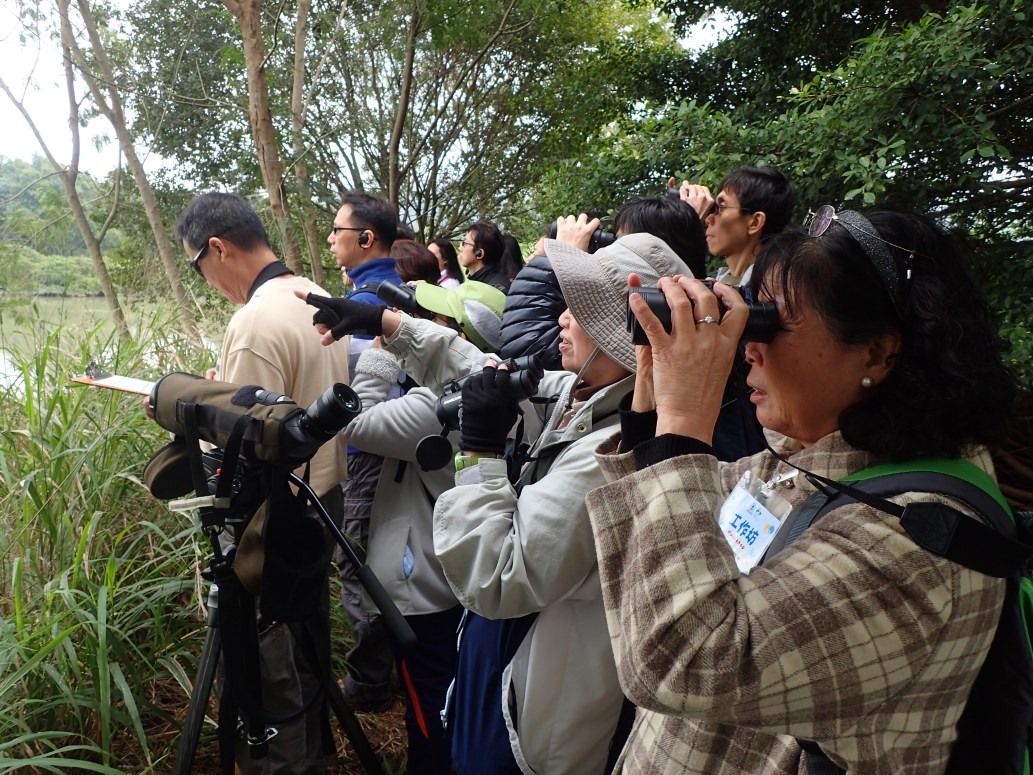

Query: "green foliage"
(0, 303), (211, 772)
(0, 156), (120, 257)
(111, 0), (685, 239)
(651, 0), (948, 115)
(528, 0), (1033, 386)
(0, 244), (103, 296)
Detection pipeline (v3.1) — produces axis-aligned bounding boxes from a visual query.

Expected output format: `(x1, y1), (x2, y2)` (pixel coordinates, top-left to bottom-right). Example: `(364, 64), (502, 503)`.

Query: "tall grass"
(0, 302), (213, 773)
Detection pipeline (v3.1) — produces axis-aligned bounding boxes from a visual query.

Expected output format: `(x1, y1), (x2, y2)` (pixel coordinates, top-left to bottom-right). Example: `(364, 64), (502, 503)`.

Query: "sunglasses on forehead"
(804, 205), (914, 317)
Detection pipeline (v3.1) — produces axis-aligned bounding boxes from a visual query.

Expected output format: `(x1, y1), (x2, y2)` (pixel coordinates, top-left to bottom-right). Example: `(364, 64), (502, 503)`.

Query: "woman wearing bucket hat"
(330, 279), (506, 774)
(299, 232), (693, 774)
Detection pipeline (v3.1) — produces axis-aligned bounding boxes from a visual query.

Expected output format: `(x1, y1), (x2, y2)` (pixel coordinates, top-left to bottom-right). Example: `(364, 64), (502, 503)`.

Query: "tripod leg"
(326, 675), (386, 775)
(173, 603), (222, 775)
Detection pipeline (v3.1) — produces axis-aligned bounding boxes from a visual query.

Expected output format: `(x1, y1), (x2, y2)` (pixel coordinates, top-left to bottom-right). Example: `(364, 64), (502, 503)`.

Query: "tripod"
(171, 473), (417, 775)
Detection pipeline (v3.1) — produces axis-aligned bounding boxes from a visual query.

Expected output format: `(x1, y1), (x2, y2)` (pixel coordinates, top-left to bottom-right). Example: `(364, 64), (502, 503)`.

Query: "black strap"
(766, 472), (1030, 578)
(181, 403), (210, 498)
(214, 414), (253, 503)
(246, 261), (293, 302)
(513, 404), (620, 493)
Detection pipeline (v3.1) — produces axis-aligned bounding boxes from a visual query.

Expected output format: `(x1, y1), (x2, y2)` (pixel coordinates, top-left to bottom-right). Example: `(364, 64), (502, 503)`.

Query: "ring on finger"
(696, 315), (717, 324)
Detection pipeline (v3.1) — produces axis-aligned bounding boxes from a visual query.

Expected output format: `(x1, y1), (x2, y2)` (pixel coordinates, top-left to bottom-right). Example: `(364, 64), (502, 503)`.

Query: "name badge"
(718, 471), (791, 574)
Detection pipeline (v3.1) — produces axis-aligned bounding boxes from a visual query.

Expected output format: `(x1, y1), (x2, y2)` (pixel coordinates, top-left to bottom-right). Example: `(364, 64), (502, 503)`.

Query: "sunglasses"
(190, 241), (212, 277)
(804, 205), (911, 315)
(710, 202), (755, 217)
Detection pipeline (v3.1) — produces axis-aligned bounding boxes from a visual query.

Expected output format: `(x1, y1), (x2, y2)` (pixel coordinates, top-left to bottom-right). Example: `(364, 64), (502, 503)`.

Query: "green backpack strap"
(785, 458), (1032, 578)
(775, 459), (1033, 775)
(842, 457), (1013, 517)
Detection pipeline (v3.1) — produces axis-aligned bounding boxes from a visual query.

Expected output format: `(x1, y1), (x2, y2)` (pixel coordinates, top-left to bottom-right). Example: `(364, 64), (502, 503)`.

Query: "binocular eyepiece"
(376, 280), (434, 319)
(626, 280), (778, 345)
(297, 383), (363, 443)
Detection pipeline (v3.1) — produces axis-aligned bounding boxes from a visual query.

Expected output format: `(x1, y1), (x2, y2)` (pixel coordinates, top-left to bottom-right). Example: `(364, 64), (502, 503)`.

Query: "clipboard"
(70, 362), (154, 396)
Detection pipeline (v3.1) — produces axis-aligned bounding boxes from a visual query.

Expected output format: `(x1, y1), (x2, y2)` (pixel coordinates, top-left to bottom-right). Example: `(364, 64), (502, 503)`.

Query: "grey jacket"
(339, 346), (460, 615)
(384, 314), (633, 775)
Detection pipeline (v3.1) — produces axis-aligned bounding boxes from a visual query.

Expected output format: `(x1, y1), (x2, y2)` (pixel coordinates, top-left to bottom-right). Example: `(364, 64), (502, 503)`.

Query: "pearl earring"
(861, 376), (874, 388)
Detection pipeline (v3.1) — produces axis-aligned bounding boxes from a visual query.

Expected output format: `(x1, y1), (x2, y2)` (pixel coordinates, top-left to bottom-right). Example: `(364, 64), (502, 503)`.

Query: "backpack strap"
(767, 460), (1032, 578)
(767, 460), (1033, 774)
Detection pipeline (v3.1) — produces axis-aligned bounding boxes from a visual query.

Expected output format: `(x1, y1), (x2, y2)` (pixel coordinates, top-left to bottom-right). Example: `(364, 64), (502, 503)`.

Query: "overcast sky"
(0, 6), (123, 175)
(0, 5), (731, 179)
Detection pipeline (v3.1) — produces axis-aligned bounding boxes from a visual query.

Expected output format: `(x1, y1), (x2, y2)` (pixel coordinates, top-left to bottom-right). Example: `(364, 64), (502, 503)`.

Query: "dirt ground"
(126, 673), (408, 773)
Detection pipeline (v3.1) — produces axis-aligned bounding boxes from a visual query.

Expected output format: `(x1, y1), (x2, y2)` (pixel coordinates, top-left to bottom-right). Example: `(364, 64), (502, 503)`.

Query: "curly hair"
(752, 210), (1015, 460)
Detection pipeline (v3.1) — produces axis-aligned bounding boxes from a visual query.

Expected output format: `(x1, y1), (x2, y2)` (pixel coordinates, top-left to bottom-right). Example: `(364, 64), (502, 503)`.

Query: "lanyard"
(247, 261), (293, 302)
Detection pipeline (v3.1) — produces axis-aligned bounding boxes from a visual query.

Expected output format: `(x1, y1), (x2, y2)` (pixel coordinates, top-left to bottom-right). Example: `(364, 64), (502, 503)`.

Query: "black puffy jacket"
(498, 254), (564, 370)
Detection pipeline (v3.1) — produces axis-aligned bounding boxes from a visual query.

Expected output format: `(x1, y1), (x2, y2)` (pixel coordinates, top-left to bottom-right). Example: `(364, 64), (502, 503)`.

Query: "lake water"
(0, 295), (219, 391)
(0, 348), (19, 390)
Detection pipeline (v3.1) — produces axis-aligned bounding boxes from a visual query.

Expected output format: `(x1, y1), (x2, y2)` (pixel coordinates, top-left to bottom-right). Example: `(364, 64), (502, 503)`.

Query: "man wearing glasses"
(327, 192), (402, 714)
(458, 220), (511, 293)
(174, 192), (348, 774)
(673, 165), (795, 298)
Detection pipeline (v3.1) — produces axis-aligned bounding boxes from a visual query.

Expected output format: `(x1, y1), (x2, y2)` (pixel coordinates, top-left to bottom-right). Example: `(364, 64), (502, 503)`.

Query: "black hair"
(751, 210), (1015, 459)
(468, 221), (504, 266)
(392, 239), (441, 284)
(613, 196), (707, 279)
(394, 222), (417, 242)
(340, 192), (398, 246)
(717, 166), (796, 236)
(174, 192), (271, 253)
(498, 234), (525, 281)
(430, 238), (464, 284)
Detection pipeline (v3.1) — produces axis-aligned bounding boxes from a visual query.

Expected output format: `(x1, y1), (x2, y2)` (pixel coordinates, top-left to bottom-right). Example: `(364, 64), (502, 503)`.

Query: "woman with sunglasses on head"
(586, 208), (1018, 773)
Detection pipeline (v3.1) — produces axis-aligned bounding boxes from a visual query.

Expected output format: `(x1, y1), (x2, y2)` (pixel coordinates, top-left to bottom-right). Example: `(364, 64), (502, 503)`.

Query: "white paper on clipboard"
(70, 373), (155, 396)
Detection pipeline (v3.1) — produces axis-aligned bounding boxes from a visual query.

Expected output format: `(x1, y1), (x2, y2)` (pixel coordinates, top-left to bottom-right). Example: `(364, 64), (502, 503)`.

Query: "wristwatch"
(454, 451), (499, 471)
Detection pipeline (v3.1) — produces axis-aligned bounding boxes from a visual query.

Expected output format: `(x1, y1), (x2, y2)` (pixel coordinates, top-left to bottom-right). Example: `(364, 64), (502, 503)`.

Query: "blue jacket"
(346, 257), (403, 454)
(348, 257), (402, 311)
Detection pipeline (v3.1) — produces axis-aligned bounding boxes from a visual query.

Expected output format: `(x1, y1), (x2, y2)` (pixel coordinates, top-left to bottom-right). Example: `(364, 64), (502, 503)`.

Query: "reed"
(0, 304), (211, 772)
(0, 300), (395, 773)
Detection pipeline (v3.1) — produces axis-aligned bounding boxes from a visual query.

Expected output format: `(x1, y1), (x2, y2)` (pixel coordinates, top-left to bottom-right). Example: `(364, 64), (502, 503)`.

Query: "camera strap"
(246, 260), (292, 302)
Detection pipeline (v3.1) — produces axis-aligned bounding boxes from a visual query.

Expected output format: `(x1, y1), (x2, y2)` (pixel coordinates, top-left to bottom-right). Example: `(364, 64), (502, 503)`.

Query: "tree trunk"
(222, 0), (304, 275)
(388, 6), (422, 207)
(71, 0), (202, 344)
(288, 0), (324, 284)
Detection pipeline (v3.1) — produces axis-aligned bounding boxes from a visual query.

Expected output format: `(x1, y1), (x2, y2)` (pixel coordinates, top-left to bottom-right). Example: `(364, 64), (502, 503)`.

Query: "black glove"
(304, 293), (384, 339)
(459, 364), (519, 455)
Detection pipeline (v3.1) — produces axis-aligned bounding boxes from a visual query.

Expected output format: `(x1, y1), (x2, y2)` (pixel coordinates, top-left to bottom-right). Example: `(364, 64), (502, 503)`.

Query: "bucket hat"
(414, 279), (506, 352)
(546, 233), (693, 373)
